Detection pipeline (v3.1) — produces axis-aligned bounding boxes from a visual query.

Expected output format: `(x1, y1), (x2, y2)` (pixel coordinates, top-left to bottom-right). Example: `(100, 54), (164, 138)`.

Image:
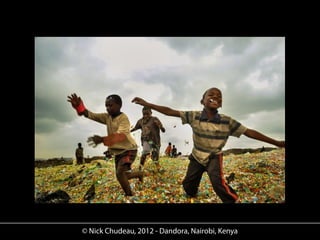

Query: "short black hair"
(142, 106), (151, 111)
(202, 87), (222, 100)
(106, 94), (122, 107)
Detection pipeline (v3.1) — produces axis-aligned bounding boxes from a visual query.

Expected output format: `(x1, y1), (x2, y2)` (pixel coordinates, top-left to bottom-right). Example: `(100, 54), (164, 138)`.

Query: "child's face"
(105, 99), (121, 116)
(203, 88), (222, 109)
(142, 110), (152, 119)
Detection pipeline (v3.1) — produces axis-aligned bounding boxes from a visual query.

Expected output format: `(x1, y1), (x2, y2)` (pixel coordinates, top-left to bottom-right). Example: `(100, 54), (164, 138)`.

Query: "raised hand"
(131, 97), (148, 106)
(67, 93), (86, 115)
(67, 93), (81, 108)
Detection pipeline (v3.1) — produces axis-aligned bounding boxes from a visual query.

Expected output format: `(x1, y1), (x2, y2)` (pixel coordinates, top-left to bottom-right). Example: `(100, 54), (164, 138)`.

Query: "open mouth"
(209, 99), (218, 104)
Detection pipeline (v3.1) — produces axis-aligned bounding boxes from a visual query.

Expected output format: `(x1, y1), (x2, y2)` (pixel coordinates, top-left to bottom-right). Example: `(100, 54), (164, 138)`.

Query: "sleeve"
(117, 114), (131, 134)
(109, 113), (137, 149)
(154, 117), (164, 128)
(229, 117), (247, 137)
(179, 111), (194, 125)
(86, 111), (108, 125)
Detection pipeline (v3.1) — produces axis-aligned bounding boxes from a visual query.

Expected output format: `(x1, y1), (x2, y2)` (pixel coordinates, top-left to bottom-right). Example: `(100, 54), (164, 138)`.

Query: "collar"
(111, 111), (122, 118)
(199, 109), (221, 123)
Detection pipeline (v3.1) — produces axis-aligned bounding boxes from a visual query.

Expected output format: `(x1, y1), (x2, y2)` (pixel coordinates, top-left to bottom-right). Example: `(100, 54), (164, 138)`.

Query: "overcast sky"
(35, 37), (285, 159)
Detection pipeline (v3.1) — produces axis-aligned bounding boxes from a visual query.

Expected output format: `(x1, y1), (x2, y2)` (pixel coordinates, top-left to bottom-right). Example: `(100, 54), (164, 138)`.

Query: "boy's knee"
(115, 171), (122, 180)
(116, 168), (128, 179)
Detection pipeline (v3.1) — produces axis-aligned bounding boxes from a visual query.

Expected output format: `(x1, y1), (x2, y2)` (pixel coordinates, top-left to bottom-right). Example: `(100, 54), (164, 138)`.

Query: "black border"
(4, 28), (318, 226)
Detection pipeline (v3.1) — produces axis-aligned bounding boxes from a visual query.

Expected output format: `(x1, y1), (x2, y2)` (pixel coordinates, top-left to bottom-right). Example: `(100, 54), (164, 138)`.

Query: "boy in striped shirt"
(132, 87), (285, 203)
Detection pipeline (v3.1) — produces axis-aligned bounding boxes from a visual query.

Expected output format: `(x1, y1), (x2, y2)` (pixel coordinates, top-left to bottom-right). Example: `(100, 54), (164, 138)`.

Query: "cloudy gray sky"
(35, 37), (285, 159)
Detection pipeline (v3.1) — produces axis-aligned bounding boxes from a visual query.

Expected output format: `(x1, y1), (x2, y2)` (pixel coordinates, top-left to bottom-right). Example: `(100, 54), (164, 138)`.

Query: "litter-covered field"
(35, 148), (285, 204)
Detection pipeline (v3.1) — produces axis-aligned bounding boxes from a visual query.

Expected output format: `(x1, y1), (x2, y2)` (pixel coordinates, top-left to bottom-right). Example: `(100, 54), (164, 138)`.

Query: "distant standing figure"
(75, 143), (84, 165)
(171, 145), (177, 158)
(165, 142), (172, 157)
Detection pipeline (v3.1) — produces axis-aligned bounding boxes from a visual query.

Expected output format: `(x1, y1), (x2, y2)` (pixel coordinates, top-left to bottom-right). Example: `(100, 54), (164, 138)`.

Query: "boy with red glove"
(67, 93), (143, 197)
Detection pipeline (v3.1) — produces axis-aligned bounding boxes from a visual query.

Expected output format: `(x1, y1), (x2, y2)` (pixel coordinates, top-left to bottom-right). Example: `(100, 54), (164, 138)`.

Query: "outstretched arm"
(130, 122), (140, 132)
(87, 133), (126, 147)
(244, 128), (285, 148)
(132, 97), (180, 117)
(154, 118), (166, 132)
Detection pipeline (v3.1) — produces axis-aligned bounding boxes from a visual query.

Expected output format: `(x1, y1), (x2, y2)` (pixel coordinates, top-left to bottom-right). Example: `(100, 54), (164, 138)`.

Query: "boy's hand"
(132, 97), (147, 106)
(87, 135), (103, 148)
(67, 93), (86, 115)
(87, 133), (126, 148)
(277, 141), (285, 148)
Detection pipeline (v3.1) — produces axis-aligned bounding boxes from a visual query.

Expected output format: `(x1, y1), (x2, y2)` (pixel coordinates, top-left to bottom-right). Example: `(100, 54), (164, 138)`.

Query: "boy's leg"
(151, 144), (161, 172)
(126, 170), (144, 182)
(115, 150), (139, 196)
(207, 154), (238, 203)
(139, 154), (148, 170)
(182, 155), (205, 197)
(115, 161), (133, 196)
(140, 141), (151, 170)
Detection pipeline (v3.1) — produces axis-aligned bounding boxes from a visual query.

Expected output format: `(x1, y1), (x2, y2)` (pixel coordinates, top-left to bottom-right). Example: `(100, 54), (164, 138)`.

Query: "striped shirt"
(180, 110), (247, 166)
(86, 111), (137, 155)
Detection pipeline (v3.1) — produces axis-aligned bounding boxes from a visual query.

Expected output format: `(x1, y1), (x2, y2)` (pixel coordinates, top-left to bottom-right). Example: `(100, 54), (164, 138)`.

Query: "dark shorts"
(115, 150), (137, 167)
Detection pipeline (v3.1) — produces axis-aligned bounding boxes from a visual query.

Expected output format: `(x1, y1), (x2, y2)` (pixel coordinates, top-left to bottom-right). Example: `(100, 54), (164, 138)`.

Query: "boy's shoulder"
(119, 112), (129, 118)
(151, 116), (160, 120)
(181, 110), (202, 114)
(219, 113), (231, 118)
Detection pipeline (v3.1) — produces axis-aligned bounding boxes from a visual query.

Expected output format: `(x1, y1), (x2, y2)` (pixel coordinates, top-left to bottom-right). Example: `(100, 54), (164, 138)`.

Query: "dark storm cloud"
(35, 95), (74, 133)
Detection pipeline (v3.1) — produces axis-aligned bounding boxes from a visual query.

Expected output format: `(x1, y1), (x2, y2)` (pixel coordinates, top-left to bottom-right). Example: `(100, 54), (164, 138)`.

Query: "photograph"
(35, 37), (285, 207)
(24, 35), (320, 238)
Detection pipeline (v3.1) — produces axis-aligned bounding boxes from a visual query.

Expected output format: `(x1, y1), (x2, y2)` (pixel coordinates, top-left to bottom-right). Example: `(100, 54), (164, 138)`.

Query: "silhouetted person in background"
(75, 142), (84, 165)
(171, 145), (177, 157)
(165, 142), (172, 157)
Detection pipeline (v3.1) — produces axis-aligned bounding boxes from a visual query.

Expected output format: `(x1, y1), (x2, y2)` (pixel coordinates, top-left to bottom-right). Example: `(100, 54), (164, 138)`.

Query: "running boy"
(131, 106), (166, 172)
(67, 93), (143, 196)
(132, 87), (285, 203)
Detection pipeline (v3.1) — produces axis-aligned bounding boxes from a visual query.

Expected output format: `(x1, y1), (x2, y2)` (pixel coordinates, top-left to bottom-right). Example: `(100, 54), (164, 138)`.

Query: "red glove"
(68, 94), (86, 115)
(75, 99), (86, 115)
